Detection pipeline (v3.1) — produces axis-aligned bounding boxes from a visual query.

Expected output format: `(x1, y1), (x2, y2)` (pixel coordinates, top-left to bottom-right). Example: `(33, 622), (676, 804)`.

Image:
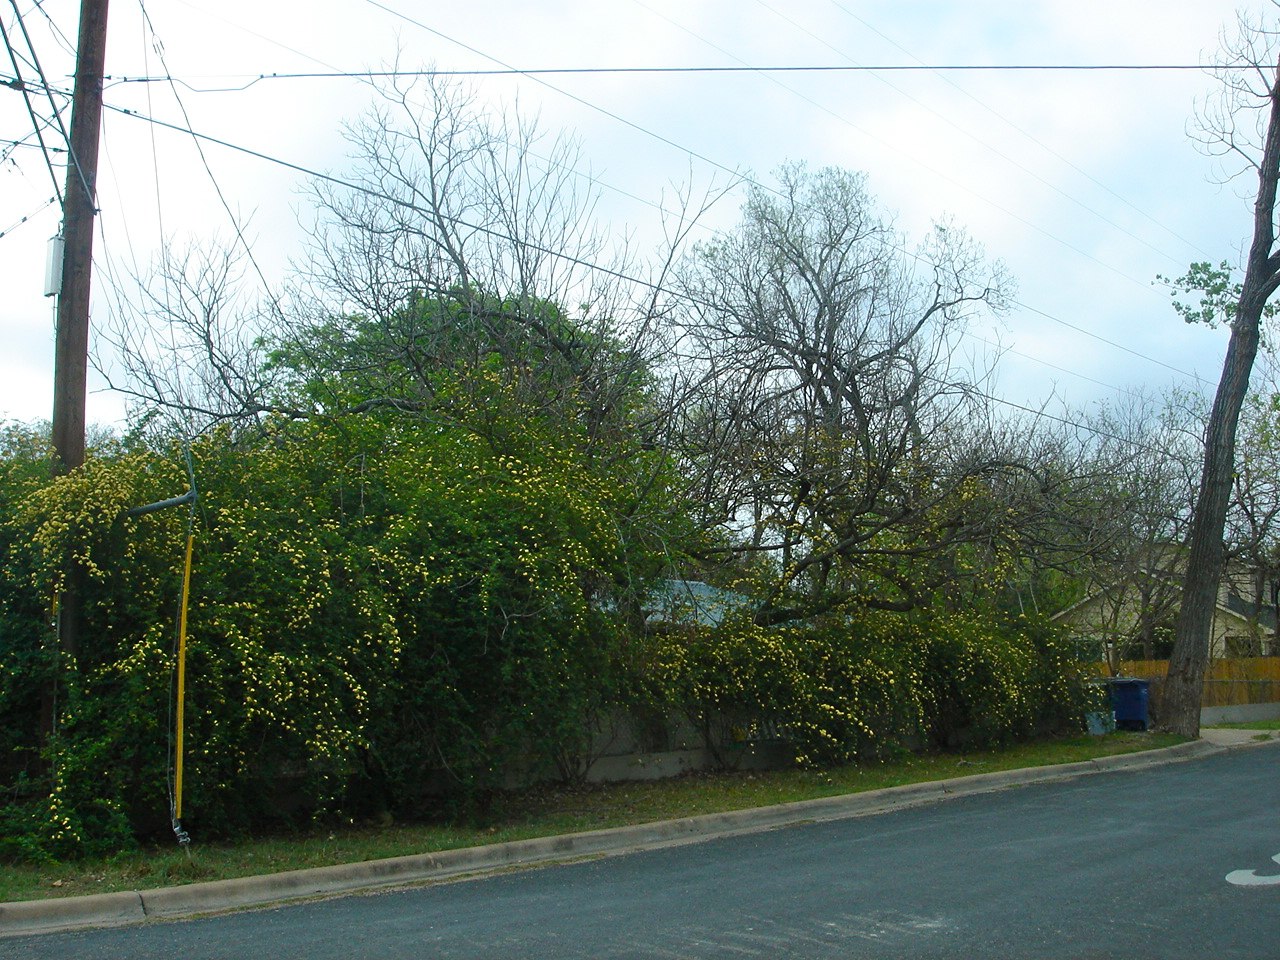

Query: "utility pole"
(51, 0), (109, 477)
(51, 0), (109, 662)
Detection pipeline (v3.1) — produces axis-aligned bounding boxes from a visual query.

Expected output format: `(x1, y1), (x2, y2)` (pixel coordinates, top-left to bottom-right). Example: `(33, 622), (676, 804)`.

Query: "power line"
(370, 3), (1181, 310)
(824, 0), (1211, 261)
(138, 0), (175, 347)
(1, 131), (64, 150)
(378, 2), (1218, 393)
(631, 0), (1177, 300)
(102, 62), (1224, 89)
(171, 0), (352, 76)
(0, 192), (54, 238)
(98, 106), (147, 281)
(1014, 298), (1209, 385)
(87, 1), (1215, 403)
(110, 103), (676, 295)
(490, 131), (1213, 396)
(134, 0), (284, 324)
(363, 0), (755, 206)
(747, 0), (1190, 270)
(98, 0), (1219, 423)
(964, 330), (1148, 400)
(0, 98), (66, 167)
(4, 9), (1215, 280)
(0, 8), (61, 202)
(130, 3), (1195, 329)
(954, 378), (1180, 459)
(93, 59), (1230, 96)
(7, 0), (85, 203)
(24, 0), (76, 57)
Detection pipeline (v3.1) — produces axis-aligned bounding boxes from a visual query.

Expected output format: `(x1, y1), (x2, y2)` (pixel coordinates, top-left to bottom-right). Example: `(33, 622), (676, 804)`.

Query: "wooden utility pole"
(51, 0), (109, 662)
(51, 0), (109, 476)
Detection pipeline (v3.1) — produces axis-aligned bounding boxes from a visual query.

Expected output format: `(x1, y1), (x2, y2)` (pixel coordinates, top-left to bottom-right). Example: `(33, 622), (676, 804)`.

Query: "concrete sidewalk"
(1198, 726), (1279, 747)
(1, 735), (1271, 939)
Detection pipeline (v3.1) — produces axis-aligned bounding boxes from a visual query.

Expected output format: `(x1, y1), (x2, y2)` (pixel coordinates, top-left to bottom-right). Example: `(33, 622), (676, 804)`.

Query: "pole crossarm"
(125, 488), (197, 517)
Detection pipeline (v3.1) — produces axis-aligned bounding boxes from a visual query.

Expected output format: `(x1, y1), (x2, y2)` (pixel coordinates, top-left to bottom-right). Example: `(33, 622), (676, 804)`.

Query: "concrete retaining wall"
(1201, 702), (1280, 725)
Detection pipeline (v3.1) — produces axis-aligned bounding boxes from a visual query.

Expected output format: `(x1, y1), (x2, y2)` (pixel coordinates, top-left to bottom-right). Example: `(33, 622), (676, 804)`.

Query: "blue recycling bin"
(1106, 678), (1150, 731)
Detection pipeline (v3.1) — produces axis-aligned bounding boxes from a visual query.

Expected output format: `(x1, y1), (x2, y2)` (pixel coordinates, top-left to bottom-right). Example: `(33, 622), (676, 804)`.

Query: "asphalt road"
(6, 744), (1279, 960)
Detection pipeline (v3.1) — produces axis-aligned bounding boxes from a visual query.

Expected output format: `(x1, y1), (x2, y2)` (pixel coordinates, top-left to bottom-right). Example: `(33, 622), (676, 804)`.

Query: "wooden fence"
(1094, 657), (1280, 707)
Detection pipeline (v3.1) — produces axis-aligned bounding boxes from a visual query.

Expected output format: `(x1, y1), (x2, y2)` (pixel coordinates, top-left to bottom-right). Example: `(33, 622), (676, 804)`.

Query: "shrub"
(648, 607), (1086, 767)
(0, 411), (653, 855)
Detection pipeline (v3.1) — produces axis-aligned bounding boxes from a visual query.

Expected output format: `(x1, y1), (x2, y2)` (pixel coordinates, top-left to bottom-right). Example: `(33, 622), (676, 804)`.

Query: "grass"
(1207, 718), (1280, 730)
(0, 731), (1183, 904)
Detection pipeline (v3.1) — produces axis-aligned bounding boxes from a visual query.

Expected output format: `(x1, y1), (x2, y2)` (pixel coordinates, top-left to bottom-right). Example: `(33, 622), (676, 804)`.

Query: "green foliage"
(1158, 260), (1241, 327)
(0, 290), (1088, 861)
(0, 337), (678, 855)
(0, 432), (182, 861)
(1157, 259), (1280, 329)
(347, 417), (634, 805)
(647, 607), (1086, 769)
(0, 425), (57, 815)
(0, 409), (1088, 859)
(916, 611), (1081, 749)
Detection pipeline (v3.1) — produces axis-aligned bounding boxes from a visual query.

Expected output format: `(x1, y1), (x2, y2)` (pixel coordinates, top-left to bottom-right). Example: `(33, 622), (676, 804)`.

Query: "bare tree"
(1045, 392), (1202, 669)
(99, 73), (715, 456)
(97, 239), (282, 439)
(670, 164), (1015, 621)
(1223, 376), (1280, 655)
(284, 74), (676, 446)
(98, 72), (732, 626)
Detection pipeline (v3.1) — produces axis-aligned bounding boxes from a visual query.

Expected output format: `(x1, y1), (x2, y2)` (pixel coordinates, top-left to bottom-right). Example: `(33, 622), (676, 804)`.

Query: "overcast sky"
(1, 0), (1276, 429)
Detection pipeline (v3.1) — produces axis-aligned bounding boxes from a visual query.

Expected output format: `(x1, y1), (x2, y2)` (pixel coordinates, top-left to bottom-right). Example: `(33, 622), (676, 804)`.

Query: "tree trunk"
(1163, 322), (1260, 736)
(1160, 55), (1280, 738)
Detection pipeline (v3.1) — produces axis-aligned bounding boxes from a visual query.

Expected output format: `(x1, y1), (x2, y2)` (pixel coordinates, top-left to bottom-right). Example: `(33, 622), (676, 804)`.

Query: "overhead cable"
(7, 0), (87, 203)
(102, 61), (1223, 90)
(823, 0), (1211, 259)
(0, 9), (61, 202)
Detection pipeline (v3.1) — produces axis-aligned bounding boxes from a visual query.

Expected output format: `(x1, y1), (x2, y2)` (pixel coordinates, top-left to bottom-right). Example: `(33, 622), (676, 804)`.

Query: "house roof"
(643, 579), (750, 627)
(1053, 574), (1277, 632)
(1222, 591), (1279, 632)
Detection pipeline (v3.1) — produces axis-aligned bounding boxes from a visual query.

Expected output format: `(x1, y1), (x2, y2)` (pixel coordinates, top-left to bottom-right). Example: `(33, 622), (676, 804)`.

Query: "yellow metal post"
(174, 532), (194, 821)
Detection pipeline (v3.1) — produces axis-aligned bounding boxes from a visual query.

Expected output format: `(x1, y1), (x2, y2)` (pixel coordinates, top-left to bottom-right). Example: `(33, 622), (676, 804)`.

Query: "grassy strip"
(0, 732), (1182, 904)
(1207, 719), (1280, 730)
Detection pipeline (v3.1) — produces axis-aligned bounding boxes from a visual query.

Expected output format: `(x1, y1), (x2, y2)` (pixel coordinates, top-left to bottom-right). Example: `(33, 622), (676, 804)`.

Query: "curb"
(0, 737), (1237, 938)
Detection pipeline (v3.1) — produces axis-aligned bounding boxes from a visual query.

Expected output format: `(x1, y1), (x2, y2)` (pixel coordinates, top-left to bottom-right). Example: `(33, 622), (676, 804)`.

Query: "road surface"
(5, 743), (1279, 959)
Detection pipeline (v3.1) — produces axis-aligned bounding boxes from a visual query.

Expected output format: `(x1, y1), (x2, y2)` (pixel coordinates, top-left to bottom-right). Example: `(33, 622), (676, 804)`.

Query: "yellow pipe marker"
(174, 532), (195, 821)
